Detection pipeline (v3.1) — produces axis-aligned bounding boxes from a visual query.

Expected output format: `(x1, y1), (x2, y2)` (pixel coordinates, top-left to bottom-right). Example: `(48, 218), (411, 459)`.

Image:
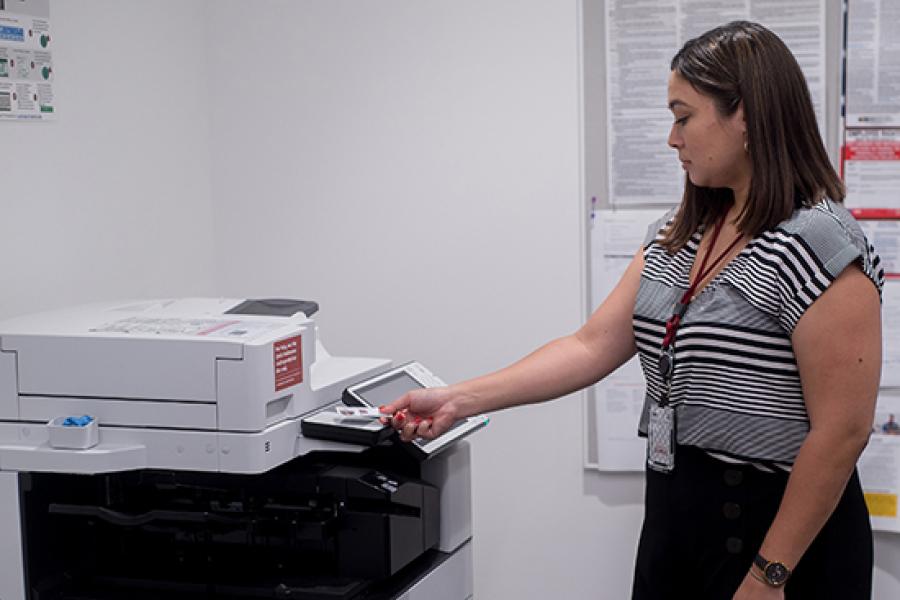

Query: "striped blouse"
(634, 199), (884, 465)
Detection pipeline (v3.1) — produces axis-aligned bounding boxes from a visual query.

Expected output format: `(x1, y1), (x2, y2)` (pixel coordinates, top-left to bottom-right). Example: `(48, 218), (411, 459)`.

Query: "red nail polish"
(396, 412), (405, 422)
(415, 417), (422, 424)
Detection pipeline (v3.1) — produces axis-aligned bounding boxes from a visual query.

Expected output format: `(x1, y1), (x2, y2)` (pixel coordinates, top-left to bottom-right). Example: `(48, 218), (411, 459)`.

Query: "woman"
(382, 21), (883, 599)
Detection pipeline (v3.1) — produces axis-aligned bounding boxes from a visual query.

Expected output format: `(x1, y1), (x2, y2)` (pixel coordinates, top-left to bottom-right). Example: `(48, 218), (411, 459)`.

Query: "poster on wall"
(587, 208), (663, 471)
(859, 280), (900, 532)
(843, 129), (900, 211)
(0, 0), (53, 121)
(860, 390), (900, 533)
(879, 280), (900, 388)
(845, 0), (900, 127)
(605, 0), (827, 207)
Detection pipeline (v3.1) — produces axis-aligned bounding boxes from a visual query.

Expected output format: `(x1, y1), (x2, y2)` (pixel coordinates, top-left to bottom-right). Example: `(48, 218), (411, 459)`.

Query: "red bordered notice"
(842, 129), (900, 211)
(274, 336), (303, 391)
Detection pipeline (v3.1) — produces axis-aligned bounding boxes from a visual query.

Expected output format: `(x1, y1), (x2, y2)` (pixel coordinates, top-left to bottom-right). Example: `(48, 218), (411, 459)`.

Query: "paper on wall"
(0, 0), (53, 121)
(881, 280), (900, 388)
(860, 391), (900, 533)
(843, 129), (900, 210)
(588, 209), (664, 471)
(605, 0), (828, 206)
(845, 0), (900, 127)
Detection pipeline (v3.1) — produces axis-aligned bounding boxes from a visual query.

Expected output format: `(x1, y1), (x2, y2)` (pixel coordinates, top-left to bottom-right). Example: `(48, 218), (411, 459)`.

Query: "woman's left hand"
(732, 572), (785, 600)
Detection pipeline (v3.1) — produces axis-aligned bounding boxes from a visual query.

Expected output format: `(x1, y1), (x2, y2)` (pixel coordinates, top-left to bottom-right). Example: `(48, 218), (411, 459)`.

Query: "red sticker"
(850, 208), (900, 220)
(273, 336), (303, 391)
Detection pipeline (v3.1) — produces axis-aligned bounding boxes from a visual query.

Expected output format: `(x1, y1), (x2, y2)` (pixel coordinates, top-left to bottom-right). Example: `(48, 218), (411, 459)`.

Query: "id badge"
(647, 404), (676, 473)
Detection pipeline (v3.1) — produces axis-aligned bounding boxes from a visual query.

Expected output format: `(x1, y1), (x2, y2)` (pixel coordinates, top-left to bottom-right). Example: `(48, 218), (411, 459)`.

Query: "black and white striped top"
(634, 199), (883, 465)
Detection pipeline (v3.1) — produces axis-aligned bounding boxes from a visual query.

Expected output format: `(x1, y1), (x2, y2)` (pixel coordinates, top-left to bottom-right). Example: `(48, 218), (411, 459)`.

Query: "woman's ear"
(734, 100), (747, 135)
(734, 101), (749, 153)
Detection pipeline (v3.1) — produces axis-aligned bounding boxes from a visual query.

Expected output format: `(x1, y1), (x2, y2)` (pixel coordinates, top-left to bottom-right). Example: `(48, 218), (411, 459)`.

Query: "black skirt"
(632, 444), (872, 599)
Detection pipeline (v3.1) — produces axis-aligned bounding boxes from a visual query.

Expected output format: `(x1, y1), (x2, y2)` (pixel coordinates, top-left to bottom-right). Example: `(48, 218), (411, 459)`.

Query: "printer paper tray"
(46, 549), (452, 600)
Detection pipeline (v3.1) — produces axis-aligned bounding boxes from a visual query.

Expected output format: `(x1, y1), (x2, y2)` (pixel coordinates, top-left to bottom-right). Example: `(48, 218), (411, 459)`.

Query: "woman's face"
(667, 72), (751, 193)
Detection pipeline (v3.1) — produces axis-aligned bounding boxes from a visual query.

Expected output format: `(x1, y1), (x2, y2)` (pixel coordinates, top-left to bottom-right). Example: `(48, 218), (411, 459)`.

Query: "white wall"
(0, 0), (216, 320)
(206, 1), (643, 598)
(6, 2), (900, 598)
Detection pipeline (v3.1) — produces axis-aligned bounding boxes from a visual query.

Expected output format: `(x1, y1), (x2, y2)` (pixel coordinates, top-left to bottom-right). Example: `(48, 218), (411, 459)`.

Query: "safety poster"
(0, 0), (53, 120)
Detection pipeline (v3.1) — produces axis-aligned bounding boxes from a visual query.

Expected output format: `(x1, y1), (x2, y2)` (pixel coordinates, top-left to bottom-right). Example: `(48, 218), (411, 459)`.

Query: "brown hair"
(662, 21), (843, 251)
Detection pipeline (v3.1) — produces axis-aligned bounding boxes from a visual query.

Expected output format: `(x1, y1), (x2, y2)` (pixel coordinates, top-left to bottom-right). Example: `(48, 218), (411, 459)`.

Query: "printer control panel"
(342, 361), (488, 460)
(342, 361), (444, 409)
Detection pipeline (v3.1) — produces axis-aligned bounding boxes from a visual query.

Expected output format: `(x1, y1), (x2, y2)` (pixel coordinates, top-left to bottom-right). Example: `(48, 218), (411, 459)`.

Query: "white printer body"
(0, 299), (475, 600)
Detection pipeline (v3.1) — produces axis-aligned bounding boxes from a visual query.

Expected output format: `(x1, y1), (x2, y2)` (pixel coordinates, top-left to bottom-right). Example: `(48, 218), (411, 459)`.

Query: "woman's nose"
(668, 125), (682, 149)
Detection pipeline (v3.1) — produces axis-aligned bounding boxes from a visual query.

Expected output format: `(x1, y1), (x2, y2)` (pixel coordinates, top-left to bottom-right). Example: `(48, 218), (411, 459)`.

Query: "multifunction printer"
(0, 298), (481, 600)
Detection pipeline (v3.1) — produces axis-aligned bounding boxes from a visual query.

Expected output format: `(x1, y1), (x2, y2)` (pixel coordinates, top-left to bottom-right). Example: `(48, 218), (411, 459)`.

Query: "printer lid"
(0, 298), (312, 345)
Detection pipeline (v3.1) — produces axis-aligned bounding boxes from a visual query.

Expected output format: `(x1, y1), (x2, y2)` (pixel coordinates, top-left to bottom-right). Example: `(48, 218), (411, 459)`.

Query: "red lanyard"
(661, 217), (744, 350)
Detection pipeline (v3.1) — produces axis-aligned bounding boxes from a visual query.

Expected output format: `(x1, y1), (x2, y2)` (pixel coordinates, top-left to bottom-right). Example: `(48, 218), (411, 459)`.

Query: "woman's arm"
(734, 265), (881, 598)
(383, 247), (645, 441)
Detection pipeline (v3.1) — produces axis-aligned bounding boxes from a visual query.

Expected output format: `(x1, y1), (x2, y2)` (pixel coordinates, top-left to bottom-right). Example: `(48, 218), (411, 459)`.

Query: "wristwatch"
(753, 553), (792, 587)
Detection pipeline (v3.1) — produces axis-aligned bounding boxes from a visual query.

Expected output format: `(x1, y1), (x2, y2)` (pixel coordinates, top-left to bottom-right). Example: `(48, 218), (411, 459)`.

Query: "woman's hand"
(732, 571), (785, 600)
(379, 386), (464, 442)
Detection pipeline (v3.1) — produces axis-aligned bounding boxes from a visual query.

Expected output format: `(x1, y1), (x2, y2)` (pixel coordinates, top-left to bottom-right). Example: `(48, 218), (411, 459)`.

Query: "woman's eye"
(674, 116), (688, 126)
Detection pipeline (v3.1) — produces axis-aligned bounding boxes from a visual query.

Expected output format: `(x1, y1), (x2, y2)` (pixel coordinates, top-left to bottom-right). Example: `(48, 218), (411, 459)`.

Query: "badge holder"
(647, 346), (676, 473)
(647, 404), (676, 472)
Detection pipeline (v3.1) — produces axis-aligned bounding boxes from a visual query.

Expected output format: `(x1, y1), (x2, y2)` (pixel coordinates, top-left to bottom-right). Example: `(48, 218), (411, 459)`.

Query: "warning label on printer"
(274, 336), (302, 391)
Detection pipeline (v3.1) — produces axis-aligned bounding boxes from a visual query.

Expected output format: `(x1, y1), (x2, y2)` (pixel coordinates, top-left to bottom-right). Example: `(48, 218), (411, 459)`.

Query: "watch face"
(764, 562), (790, 585)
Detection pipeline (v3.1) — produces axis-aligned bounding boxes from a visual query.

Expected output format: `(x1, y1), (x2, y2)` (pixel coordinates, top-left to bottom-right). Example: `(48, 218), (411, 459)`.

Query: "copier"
(0, 298), (479, 600)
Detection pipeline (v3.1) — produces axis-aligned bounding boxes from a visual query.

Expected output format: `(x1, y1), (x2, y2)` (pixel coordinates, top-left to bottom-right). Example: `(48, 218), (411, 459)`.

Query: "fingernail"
(379, 405), (386, 411)
(396, 412), (405, 422)
(414, 417), (422, 424)
(426, 417), (434, 423)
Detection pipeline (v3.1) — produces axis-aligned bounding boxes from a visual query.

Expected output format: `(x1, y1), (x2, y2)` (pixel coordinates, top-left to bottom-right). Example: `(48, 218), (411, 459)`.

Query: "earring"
(744, 140), (749, 153)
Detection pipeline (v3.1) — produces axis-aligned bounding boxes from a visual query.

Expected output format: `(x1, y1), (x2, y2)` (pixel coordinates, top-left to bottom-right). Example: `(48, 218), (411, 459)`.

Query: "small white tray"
(48, 416), (100, 450)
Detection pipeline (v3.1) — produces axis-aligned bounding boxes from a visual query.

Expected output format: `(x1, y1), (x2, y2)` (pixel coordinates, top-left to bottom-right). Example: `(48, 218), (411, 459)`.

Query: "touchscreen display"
(354, 371), (423, 407)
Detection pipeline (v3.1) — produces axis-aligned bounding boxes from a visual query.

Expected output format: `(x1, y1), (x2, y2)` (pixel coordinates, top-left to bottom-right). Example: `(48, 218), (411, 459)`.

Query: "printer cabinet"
(19, 447), (444, 600)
